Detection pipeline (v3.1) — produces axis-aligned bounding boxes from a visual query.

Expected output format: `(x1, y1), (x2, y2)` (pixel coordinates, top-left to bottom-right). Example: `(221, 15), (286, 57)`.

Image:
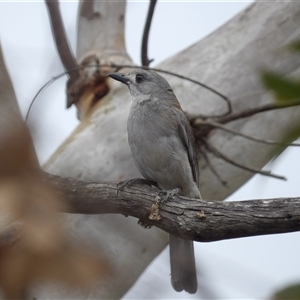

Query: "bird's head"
(108, 69), (174, 99)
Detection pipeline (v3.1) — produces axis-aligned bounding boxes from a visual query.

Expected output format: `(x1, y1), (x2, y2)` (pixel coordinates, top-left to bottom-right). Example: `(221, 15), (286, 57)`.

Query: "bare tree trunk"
(41, 1), (300, 299)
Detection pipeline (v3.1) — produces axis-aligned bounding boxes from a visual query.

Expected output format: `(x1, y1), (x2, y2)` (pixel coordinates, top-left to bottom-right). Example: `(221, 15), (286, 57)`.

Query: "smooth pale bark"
(76, 0), (128, 61)
(76, 0), (131, 71)
(42, 1), (300, 299)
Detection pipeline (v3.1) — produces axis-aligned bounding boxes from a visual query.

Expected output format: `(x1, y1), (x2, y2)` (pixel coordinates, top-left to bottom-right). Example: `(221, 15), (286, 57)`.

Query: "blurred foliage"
(289, 40), (300, 52)
(273, 283), (300, 300)
(262, 41), (300, 159)
(0, 126), (111, 299)
(262, 41), (300, 102)
(262, 71), (300, 103)
(262, 42), (300, 299)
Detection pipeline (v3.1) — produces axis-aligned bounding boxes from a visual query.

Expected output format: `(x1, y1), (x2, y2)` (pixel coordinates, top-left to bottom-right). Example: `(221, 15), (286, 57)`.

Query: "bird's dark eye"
(135, 74), (144, 83)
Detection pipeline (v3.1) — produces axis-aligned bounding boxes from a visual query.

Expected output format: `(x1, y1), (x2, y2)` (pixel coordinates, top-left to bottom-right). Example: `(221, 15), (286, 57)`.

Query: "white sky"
(1, 1), (300, 299)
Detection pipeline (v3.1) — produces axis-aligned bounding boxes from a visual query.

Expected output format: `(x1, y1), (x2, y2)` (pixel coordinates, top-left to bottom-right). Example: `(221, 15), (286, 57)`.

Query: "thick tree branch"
(46, 174), (300, 243)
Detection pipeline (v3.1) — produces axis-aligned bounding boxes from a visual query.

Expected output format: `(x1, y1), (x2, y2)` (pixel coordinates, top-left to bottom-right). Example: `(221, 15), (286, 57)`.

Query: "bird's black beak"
(108, 73), (130, 85)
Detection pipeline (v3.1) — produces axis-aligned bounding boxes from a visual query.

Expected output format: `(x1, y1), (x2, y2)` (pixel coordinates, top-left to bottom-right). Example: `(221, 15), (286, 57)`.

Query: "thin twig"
(25, 63), (297, 183)
(25, 63), (231, 121)
(216, 101), (300, 124)
(152, 68), (232, 116)
(136, 65), (232, 116)
(198, 146), (228, 187)
(109, 63), (232, 115)
(57, 63), (232, 115)
(45, 0), (79, 82)
(199, 120), (300, 146)
(206, 141), (286, 180)
(25, 73), (66, 123)
(141, 0), (157, 66)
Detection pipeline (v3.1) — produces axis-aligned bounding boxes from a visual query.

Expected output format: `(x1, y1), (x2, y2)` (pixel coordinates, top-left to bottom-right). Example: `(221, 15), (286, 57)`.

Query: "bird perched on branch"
(108, 69), (200, 294)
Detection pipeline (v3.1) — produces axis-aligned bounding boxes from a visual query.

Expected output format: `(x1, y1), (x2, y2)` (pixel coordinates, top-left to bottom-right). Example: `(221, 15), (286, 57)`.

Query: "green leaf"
(262, 71), (300, 102)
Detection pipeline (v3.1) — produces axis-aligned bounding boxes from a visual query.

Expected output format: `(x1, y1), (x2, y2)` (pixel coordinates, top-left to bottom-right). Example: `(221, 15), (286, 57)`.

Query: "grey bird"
(108, 69), (200, 294)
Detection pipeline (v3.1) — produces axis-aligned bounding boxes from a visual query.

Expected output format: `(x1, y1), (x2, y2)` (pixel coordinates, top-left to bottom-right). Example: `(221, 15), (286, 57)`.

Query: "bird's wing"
(177, 109), (199, 187)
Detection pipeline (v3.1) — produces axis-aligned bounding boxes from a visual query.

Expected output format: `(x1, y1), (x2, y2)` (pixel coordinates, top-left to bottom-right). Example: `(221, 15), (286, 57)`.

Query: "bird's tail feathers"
(169, 234), (197, 294)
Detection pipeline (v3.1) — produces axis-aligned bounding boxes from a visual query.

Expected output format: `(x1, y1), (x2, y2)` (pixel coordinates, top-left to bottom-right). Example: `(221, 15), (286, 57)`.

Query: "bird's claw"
(159, 188), (181, 204)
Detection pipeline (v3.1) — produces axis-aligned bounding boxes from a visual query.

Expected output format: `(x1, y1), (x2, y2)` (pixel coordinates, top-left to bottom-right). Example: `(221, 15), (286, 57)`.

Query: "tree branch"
(205, 141), (286, 180)
(46, 174), (300, 243)
(141, 0), (157, 66)
(26, 63), (232, 121)
(45, 0), (80, 83)
(215, 100), (300, 124)
(196, 120), (300, 147)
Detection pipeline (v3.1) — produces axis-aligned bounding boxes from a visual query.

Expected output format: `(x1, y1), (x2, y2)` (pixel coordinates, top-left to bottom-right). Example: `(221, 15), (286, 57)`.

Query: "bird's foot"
(149, 188), (181, 221)
(117, 178), (157, 195)
(159, 188), (181, 204)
